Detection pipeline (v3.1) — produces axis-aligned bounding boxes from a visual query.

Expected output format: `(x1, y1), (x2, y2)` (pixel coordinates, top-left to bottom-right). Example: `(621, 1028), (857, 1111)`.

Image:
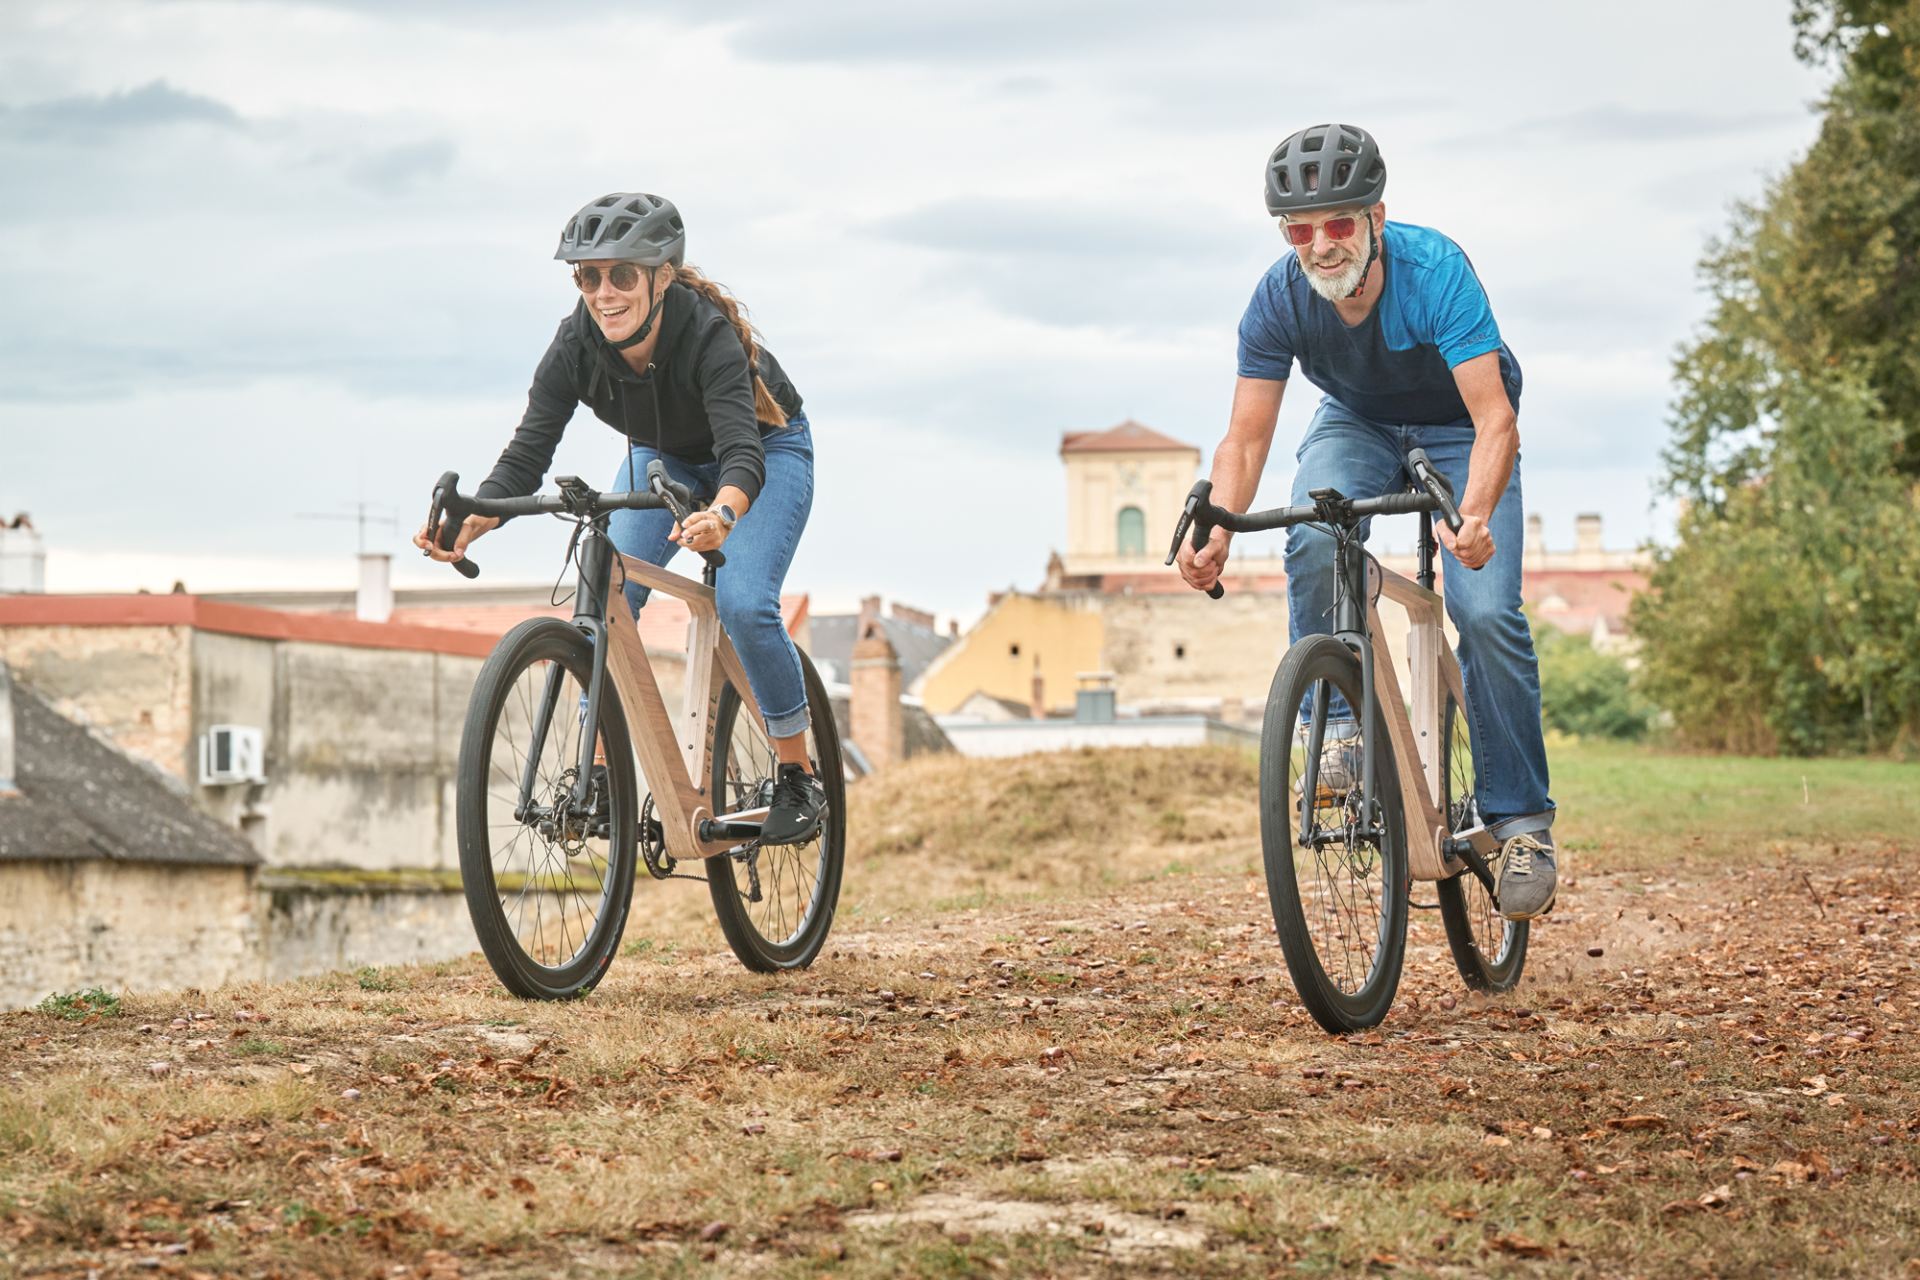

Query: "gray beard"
(1301, 226), (1371, 302)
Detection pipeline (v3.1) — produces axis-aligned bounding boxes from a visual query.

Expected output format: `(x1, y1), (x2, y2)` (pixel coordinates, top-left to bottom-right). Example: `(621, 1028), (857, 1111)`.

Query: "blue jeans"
(606, 417), (814, 740)
(1284, 398), (1553, 838)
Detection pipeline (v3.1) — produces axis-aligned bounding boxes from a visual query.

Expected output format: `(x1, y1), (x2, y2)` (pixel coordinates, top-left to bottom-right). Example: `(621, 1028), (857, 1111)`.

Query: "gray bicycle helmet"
(554, 192), (686, 266)
(1264, 124), (1386, 216)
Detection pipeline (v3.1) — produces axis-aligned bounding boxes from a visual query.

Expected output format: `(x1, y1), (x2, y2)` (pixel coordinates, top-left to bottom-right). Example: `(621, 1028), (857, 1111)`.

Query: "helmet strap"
(609, 267), (667, 351)
(1344, 215), (1380, 301)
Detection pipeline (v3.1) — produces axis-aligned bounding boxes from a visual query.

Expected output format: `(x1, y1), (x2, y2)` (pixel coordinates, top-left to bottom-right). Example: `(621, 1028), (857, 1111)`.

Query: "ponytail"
(669, 264), (789, 427)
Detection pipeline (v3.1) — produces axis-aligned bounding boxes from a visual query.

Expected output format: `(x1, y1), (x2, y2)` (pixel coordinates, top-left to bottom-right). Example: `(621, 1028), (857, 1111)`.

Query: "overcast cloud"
(0, 0), (1830, 620)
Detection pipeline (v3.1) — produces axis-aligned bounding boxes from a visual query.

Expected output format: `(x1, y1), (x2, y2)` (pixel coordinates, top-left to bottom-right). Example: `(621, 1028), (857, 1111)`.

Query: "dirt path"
(4, 843), (1917, 1278)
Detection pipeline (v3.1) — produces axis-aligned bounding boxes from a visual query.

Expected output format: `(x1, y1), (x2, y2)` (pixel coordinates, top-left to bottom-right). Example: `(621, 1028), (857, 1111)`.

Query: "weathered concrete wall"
(191, 630), (278, 836)
(264, 643), (479, 871)
(0, 861), (257, 1009)
(257, 878), (487, 980)
(0, 625), (194, 780)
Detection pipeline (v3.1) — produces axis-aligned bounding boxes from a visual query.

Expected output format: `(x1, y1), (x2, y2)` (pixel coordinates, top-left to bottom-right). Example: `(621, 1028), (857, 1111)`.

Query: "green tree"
(1531, 619), (1652, 742)
(1634, 1), (1920, 755)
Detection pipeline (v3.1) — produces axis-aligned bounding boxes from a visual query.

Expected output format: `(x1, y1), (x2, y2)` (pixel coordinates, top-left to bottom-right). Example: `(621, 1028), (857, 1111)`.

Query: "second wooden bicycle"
(1168, 447), (1525, 1033)
(424, 464), (846, 1000)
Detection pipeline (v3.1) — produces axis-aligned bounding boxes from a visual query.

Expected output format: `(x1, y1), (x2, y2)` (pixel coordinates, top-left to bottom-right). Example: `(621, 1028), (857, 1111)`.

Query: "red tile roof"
(1060, 419), (1199, 456)
(376, 592), (811, 653)
(0, 595), (497, 657)
(0, 592), (810, 658)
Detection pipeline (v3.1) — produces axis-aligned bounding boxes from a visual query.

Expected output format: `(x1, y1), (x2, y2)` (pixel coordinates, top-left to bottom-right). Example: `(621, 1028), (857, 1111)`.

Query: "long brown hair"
(669, 264), (789, 427)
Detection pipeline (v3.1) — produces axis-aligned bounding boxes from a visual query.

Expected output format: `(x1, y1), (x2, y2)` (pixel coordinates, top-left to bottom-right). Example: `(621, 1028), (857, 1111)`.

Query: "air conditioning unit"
(199, 725), (266, 786)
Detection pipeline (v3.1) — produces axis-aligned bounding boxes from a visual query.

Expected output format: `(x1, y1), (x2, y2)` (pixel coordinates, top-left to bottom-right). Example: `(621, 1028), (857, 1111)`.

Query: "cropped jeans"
(606, 416), (814, 740)
(1284, 397), (1554, 838)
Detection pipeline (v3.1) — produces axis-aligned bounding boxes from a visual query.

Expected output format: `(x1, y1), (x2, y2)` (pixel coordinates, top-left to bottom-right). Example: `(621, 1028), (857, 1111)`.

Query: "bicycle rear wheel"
(1260, 633), (1409, 1033)
(1435, 692), (1528, 991)
(456, 618), (639, 1000)
(706, 649), (846, 971)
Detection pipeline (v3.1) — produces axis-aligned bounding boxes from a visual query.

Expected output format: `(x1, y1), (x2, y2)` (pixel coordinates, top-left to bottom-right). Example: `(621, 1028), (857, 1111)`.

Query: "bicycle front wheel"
(456, 618), (639, 1000)
(1436, 692), (1528, 991)
(706, 648), (846, 971)
(1260, 632), (1409, 1033)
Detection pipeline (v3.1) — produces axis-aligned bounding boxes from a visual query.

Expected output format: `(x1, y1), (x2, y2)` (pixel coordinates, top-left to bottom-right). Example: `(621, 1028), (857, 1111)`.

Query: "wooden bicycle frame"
(1363, 559), (1499, 882)
(565, 534), (771, 864)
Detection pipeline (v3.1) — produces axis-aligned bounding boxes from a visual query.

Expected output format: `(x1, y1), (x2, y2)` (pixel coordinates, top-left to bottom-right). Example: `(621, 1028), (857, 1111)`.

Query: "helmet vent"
(594, 195), (619, 208)
(610, 218), (634, 239)
(584, 216), (603, 240)
(1334, 160), (1353, 187)
(1302, 163), (1320, 194)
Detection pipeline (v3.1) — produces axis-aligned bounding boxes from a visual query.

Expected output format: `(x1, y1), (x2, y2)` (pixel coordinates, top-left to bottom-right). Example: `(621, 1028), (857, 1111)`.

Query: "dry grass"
(3, 743), (1919, 1278)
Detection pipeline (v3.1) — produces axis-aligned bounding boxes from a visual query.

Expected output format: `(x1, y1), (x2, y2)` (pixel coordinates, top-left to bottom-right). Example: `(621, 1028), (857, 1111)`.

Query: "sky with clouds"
(0, 0), (1832, 622)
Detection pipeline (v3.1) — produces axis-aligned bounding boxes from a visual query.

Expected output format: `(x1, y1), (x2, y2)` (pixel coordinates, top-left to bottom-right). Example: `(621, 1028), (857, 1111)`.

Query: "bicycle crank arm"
(697, 806), (770, 843)
(1449, 834), (1500, 899)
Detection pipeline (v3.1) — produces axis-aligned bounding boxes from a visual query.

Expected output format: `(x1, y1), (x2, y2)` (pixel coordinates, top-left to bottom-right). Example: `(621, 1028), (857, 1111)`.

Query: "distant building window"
(1174, 644), (1186, 660)
(1116, 506), (1146, 556)
(1009, 642), (1021, 657)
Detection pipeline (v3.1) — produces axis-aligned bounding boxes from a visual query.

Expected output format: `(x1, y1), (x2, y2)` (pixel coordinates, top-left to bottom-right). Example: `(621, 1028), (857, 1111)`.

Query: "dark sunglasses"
(571, 262), (647, 292)
(1281, 216), (1361, 247)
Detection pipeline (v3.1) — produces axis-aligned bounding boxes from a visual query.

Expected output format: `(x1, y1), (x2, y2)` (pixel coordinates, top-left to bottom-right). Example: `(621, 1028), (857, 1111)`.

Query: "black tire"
(1436, 693), (1528, 992)
(456, 618), (639, 1000)
(706, 649), (846, 971)
(1260, 633), (1409, 1034)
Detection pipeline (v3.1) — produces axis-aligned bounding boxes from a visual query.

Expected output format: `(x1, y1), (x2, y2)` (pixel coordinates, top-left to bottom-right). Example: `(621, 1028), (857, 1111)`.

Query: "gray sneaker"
(1294, 722), (1360, 797)
(1496, 832), (1557, 921)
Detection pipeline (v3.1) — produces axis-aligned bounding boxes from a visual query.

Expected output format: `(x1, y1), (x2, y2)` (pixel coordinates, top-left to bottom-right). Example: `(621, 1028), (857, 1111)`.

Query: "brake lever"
(1167, 481), (1226, 600)
(647, 460), (727, 570)
(1405, 449), (1463, 534)
(427, 471), (480, 579)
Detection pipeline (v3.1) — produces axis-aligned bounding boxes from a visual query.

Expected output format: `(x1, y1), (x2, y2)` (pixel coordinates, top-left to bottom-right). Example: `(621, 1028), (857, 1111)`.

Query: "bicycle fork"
(1299, 530), (1385, 847)
(512, 522), (618, 822)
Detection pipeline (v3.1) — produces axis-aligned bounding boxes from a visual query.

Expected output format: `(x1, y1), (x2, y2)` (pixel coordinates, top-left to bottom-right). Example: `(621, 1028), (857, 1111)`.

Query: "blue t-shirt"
(1237, 221), (1521, 426)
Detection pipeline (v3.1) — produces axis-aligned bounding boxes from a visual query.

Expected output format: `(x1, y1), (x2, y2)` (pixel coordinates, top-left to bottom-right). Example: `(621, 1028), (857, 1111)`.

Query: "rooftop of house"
(0, 672), (259, 868)
(0, 590), (808, 657)
(809, 605), (952, 688)
(1059, 419), (1199, 456)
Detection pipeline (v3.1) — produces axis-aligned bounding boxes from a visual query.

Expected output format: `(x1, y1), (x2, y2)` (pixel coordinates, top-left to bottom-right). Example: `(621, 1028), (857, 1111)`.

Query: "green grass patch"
(34, 988), (120, 1021)
(1550, 736), (1920, 867)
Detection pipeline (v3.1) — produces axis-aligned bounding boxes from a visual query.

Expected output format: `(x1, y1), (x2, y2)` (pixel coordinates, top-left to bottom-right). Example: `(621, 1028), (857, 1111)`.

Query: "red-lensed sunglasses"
(571, 262), (648, 292)
(1281, 216), (1361, 247)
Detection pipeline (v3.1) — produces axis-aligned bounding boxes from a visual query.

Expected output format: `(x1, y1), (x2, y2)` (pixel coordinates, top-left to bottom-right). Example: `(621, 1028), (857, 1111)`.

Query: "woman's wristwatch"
(714, 504), (738, 532)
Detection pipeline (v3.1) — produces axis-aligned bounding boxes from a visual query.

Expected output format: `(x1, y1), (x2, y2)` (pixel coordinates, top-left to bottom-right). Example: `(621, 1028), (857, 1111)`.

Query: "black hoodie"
(478, 281), (803, 504)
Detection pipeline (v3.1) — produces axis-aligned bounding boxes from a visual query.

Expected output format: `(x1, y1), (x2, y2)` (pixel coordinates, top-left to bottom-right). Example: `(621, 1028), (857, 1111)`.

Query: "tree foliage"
(1634, 0), (1920, 754)
(1531, 619), (1652, 742)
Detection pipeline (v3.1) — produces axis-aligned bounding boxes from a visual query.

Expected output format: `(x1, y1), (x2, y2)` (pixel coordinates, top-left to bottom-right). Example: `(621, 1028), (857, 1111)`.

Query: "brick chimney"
(1575, 513), (1603, 565)
(1029, 666), (1046, 720)
(1524, 512), (1545, 572)
(947, 619), (960, 640)
(0, 662), (18, 797)
(850, 616), (903, 771)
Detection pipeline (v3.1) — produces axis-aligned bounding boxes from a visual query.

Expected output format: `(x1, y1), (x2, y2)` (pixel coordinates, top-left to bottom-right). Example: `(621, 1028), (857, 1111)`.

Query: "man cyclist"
(1176, 123), (1557, 921)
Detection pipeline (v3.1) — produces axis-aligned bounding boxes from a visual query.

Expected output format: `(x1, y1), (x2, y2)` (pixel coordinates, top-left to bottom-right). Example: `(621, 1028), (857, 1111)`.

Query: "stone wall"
(0, 861), (257, 1009)
(0, 624), (194, 780)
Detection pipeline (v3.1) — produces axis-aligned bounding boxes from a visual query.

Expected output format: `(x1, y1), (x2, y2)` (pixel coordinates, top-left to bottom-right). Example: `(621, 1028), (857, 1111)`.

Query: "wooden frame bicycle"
(425, 467), (847, 1000)
(1169, 447), (1526, 1033)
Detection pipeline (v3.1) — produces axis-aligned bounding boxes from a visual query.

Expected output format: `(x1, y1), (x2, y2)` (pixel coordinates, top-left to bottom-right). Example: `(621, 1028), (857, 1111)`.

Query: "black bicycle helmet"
(1264, 124), (1386, 216)
(554, 192), (686, 266)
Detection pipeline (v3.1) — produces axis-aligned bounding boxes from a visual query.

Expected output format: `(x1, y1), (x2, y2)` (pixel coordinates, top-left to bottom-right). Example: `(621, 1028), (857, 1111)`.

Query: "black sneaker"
(760, 764), (826, 845)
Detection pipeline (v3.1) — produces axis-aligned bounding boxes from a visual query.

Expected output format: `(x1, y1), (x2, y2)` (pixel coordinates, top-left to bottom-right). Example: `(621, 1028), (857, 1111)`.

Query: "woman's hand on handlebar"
(669, 510), (730, 555)
(1437, 512), (1494, 570)
(414, 514), (500, 564)
(1177, 525), (1232, 592)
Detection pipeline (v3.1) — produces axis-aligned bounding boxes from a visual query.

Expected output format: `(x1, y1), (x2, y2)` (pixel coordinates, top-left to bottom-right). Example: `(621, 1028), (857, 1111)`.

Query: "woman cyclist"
(415, 192), (825, 844)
